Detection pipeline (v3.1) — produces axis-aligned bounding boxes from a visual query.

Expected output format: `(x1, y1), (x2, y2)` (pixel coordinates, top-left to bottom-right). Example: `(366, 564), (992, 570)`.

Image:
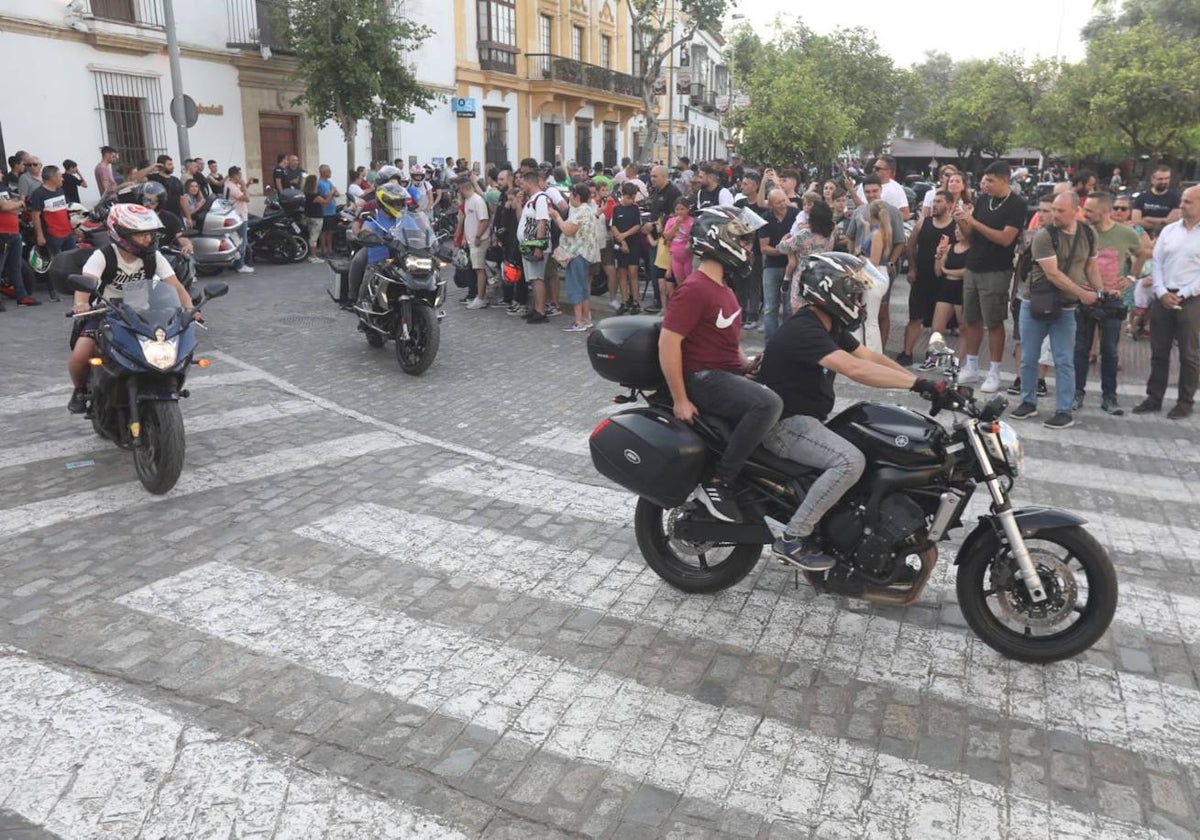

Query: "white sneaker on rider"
(236, 265), (255, 274)
(980, 369), (1002, 393)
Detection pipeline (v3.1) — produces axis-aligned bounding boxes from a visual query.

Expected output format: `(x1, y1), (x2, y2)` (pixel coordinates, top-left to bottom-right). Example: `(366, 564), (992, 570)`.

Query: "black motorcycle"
(66, 273), (228, 494)
(587, 317), (1118, 664)
(248, 188), (308, 264)
(352, 210), (447, 376)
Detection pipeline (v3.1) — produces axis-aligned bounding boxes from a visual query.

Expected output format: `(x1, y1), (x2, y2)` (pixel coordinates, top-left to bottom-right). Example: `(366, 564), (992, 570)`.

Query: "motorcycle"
(248, 188), (308, 264)
(66, 272), (229, 494)
(586, 318), (1118, 664)
(351, 209), (448, 375)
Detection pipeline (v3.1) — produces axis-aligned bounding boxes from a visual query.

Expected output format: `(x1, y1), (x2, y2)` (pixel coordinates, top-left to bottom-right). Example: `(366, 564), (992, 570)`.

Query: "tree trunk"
(640, 87), (659, 164)
(345, 121), (357, 182)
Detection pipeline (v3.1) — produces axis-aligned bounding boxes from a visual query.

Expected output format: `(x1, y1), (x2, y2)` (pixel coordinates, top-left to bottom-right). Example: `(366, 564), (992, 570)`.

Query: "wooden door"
(259, 113), (298, 191)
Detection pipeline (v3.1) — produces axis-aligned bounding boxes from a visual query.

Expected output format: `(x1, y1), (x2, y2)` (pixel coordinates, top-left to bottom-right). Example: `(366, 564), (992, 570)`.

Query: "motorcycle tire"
(291, 236), (310, 262)
(255, 231), (298, 264)
(634, 498), (762, 594)
(395, 305), (439, 376)
(365, 329), (385, 348)
(132, 401), (186, 495)
(955, 525), (1117, 664)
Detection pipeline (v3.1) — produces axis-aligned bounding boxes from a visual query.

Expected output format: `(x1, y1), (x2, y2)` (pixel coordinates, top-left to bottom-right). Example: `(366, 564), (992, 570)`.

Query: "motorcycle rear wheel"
(255, 231), (298, 264)
(291, 236), (310, 262)
(132, 401), (186, 495)
(956, 525), (1117, 663)
(395, 305), (439, 376)
(634, 498), (762, 593)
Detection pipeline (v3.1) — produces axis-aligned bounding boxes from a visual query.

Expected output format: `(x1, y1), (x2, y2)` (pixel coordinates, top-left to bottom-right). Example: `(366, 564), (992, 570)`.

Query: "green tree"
(280, 0), (437, 171)
(917, 58), (1025, 171)
(626, 0), (731, 162)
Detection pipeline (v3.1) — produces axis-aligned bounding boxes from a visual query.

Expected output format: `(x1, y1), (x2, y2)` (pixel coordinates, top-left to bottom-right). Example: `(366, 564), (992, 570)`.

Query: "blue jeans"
(762, 266), (786, 340)
(1074, 307), (1121, 399)
(235, 221), (248, 268)
(1, 232), (29, 296)
(1019, 300), (1077, 413)
(46, 234), (77, 258)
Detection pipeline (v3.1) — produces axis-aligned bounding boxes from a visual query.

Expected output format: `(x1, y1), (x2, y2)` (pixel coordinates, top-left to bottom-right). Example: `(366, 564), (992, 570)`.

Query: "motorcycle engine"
(824, 494), (928, 576)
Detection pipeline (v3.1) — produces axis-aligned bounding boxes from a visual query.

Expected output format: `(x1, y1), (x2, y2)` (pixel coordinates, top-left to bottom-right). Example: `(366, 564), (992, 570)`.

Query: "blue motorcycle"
(67, 273), (229, 493)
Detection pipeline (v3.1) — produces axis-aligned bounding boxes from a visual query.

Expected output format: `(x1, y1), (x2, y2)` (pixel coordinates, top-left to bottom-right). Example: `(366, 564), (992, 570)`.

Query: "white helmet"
(377, 165), (403, 182)
(410, 164), (426, 180)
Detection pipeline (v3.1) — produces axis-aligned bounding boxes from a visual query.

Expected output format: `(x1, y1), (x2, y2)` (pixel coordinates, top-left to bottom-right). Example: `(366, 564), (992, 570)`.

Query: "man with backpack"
(518, 171), (552, 323)
(1008, 191), (1101, 430)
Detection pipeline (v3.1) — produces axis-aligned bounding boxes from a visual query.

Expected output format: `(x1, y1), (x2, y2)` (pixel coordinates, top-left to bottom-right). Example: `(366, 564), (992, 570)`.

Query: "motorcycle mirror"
(67, 274), (99, 295)
(202, 282), (229, 300)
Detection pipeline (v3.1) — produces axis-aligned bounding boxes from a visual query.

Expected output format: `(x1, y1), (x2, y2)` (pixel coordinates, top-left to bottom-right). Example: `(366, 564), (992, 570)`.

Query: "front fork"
(963, 423), (1048, 604)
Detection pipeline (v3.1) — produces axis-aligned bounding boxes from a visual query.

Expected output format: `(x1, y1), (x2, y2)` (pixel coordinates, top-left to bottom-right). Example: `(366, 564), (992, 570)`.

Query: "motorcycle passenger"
(67, 204), (193, 414)
(356, 183), (409, 308)
(756, 253), (949, 570)
(137, 182), (193, 258)
(659, 206), (782, 524)
(410, 164), (440, 214)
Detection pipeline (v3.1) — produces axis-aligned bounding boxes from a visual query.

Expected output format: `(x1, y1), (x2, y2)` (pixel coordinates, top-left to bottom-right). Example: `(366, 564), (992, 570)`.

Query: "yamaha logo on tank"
(623, 449), (641, 465)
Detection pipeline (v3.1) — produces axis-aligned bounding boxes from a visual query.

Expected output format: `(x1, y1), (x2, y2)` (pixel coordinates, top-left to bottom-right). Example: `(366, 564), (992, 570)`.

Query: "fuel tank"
(826, 401), (946, 468)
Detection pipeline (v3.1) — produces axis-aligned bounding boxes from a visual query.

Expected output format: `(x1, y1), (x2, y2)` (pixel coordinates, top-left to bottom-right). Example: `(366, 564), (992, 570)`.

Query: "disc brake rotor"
(994, 549), (1079, 628)
(666, 505), (715, 557)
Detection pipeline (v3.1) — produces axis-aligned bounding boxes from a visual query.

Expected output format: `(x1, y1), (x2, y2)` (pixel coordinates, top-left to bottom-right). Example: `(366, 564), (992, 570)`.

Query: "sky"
(726, 0), (1095, 67)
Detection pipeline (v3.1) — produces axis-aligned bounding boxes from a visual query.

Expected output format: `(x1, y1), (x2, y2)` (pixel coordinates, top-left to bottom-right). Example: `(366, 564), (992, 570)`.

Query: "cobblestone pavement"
(0, 261), (1197, 840)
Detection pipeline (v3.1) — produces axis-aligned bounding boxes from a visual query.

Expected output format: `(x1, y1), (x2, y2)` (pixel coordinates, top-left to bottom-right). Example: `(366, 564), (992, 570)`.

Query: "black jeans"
(686, 369), (783, 482)
(1147, 296), (1200, 406)
(1074, 306), (1122, 399)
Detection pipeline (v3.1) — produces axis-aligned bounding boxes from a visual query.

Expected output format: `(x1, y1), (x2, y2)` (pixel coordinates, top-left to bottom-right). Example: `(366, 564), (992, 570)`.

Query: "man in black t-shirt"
(954, 160), (1026, 395)
(272, 154), (289, 193)
(758, 254), (944, 571)
(146, 155), (185, 217)
(1132, 165), (1181, 238)
(758, 189), (799, 341)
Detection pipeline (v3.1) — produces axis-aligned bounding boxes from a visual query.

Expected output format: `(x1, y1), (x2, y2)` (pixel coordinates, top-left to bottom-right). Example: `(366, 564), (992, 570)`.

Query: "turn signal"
(129, 422), (141, 438)
(88, 357), (103, 366)
(195, 358), (212, 368)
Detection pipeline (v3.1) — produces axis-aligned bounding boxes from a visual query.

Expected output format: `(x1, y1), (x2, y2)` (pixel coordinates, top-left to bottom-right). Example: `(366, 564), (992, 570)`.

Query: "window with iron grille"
(572, 27), (583, 62)
(476, 0), (517, 73)
(86, 0), (165, 28)
(370, 119), (402, 165)
(93, 70), (168, 166)
(484, 109), (509, 169)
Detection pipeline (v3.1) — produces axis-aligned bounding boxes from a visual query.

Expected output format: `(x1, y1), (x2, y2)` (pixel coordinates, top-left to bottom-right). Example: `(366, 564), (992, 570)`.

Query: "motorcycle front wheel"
(395, 305), (439, 376)
(255, 231), (298, 264)
(291, 236), (310, 262)
(132, 401), (186, 495)
(956, 525), (1117, 663)
(634, 498), (762, 594)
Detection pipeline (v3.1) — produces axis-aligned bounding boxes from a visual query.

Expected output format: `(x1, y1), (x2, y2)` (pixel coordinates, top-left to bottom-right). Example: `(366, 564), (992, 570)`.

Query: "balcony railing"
(84, 0), (165, 28)
(689, 82), (705, 106)
(526, 54), (643, 99)
(226, 0), (291, 53)
(478, 42), (518, 74)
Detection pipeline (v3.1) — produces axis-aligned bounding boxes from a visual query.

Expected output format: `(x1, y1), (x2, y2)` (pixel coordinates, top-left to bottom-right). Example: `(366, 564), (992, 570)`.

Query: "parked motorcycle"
(248, 188), (308, 264)
(352, 210), (447, 375)
(176, 195), (242, 276)
(66, 272), (229, 494)
(586, 318), (1118, 664)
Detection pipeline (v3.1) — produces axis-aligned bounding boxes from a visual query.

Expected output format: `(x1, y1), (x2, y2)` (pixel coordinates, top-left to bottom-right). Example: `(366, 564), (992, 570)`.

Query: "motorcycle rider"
(756, 253), (951, 570)
(137, 182), (193, 258)
(67, 204), (193, 413)
(659, 206), (781, 523)
(355, 183), (409, 308)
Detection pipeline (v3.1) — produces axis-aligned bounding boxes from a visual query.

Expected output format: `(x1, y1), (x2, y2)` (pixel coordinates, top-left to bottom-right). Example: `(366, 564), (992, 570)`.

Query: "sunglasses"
(1113, 206), (1130, 211)
(873, 165), (887, 171)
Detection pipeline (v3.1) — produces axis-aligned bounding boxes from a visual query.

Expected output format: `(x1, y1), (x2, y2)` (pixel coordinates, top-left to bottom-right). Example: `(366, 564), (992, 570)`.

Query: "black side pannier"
(590, 407), (708, 508)
(586, 315), (665, 389)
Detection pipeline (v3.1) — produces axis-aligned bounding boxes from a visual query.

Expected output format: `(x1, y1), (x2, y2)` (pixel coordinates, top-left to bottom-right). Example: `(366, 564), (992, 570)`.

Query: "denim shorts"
(563, 256), (591, 304)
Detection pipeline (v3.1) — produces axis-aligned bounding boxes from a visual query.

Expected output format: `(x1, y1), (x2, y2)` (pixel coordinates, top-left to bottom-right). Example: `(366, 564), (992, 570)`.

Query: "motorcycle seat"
(700, 415), (818, 478)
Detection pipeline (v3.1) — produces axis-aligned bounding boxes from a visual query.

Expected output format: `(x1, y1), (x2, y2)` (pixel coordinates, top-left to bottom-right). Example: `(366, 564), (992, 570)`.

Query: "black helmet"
(798, 252), (884, 330)
(690, 206), (764, 280)
(138, 180), (167, 207)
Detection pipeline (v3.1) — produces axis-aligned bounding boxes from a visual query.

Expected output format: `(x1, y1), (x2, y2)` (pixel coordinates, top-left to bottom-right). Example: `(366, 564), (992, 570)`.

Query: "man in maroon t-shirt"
(660, 207), (782, 523)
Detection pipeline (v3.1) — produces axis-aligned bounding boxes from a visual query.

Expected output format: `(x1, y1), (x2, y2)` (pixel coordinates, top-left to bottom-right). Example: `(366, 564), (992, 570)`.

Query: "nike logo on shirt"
(715, 308), (741, 329)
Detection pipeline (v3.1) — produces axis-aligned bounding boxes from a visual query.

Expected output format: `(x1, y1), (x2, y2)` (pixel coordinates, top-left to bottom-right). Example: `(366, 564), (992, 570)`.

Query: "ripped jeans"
(761, 414), (866, 537)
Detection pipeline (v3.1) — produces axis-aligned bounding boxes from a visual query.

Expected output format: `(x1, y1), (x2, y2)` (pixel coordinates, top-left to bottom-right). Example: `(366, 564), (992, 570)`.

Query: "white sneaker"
(980, 370), (1002, 393)
(236, 265), (255, 274)
(465, 297), (488, 310)
(958, 365), (981, 384)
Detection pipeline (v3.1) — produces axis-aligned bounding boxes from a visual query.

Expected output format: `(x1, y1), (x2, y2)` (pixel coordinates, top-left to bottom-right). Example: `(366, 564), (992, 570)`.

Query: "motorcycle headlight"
(404, 255), (434, 275)
(138, 335), (179, 371)
(997, 421), (1023, 476)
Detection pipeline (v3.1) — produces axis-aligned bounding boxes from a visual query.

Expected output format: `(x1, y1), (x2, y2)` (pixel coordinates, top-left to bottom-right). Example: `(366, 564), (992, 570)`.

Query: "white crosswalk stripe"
(0, 370), (267, 417)
(0, 645), (468, 839)
(0, 432), (412, 537)
(298, 504), (1200, 768)
(117, 563), (1170, 839)
(0, 400), (320, 471)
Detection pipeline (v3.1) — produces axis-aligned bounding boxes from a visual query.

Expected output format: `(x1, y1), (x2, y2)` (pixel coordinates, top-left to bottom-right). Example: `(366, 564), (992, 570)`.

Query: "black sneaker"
(1072, 390), (1085, 412)
(894, 352), (914, 367)
(1006, 377), (1022, 396)
(772, 533), (836, 571)
(1009, 402), (1038, 420)
(643, 303), (662, 314)
(1043, 411), (1074, 430)
(615, 301), (631, 315)
(1132, 398), (1161, 414)
(525, 311), (549, 324)
(1167, 403), (1193, 420)
(692, 480), (742, 523)
(1101, 396), (1124, 416)
(67, 390), (87, 414)
(1036, 379), (1048, 397)
(629, 301), (642, 315)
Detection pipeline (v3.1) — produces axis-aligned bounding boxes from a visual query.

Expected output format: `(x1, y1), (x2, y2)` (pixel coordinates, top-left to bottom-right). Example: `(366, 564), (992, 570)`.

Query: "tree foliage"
(626, 0), (732, 163)
(281, 0), (437, 168)
(916, 56), (1026, 166)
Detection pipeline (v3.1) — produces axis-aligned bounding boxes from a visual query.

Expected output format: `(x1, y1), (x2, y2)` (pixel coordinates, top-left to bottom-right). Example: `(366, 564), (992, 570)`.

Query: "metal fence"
(85, 0), (165, 27)
(92, 70), (168, 166)
(526, 54), (642, 98)
(225, 0), (290, 51)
